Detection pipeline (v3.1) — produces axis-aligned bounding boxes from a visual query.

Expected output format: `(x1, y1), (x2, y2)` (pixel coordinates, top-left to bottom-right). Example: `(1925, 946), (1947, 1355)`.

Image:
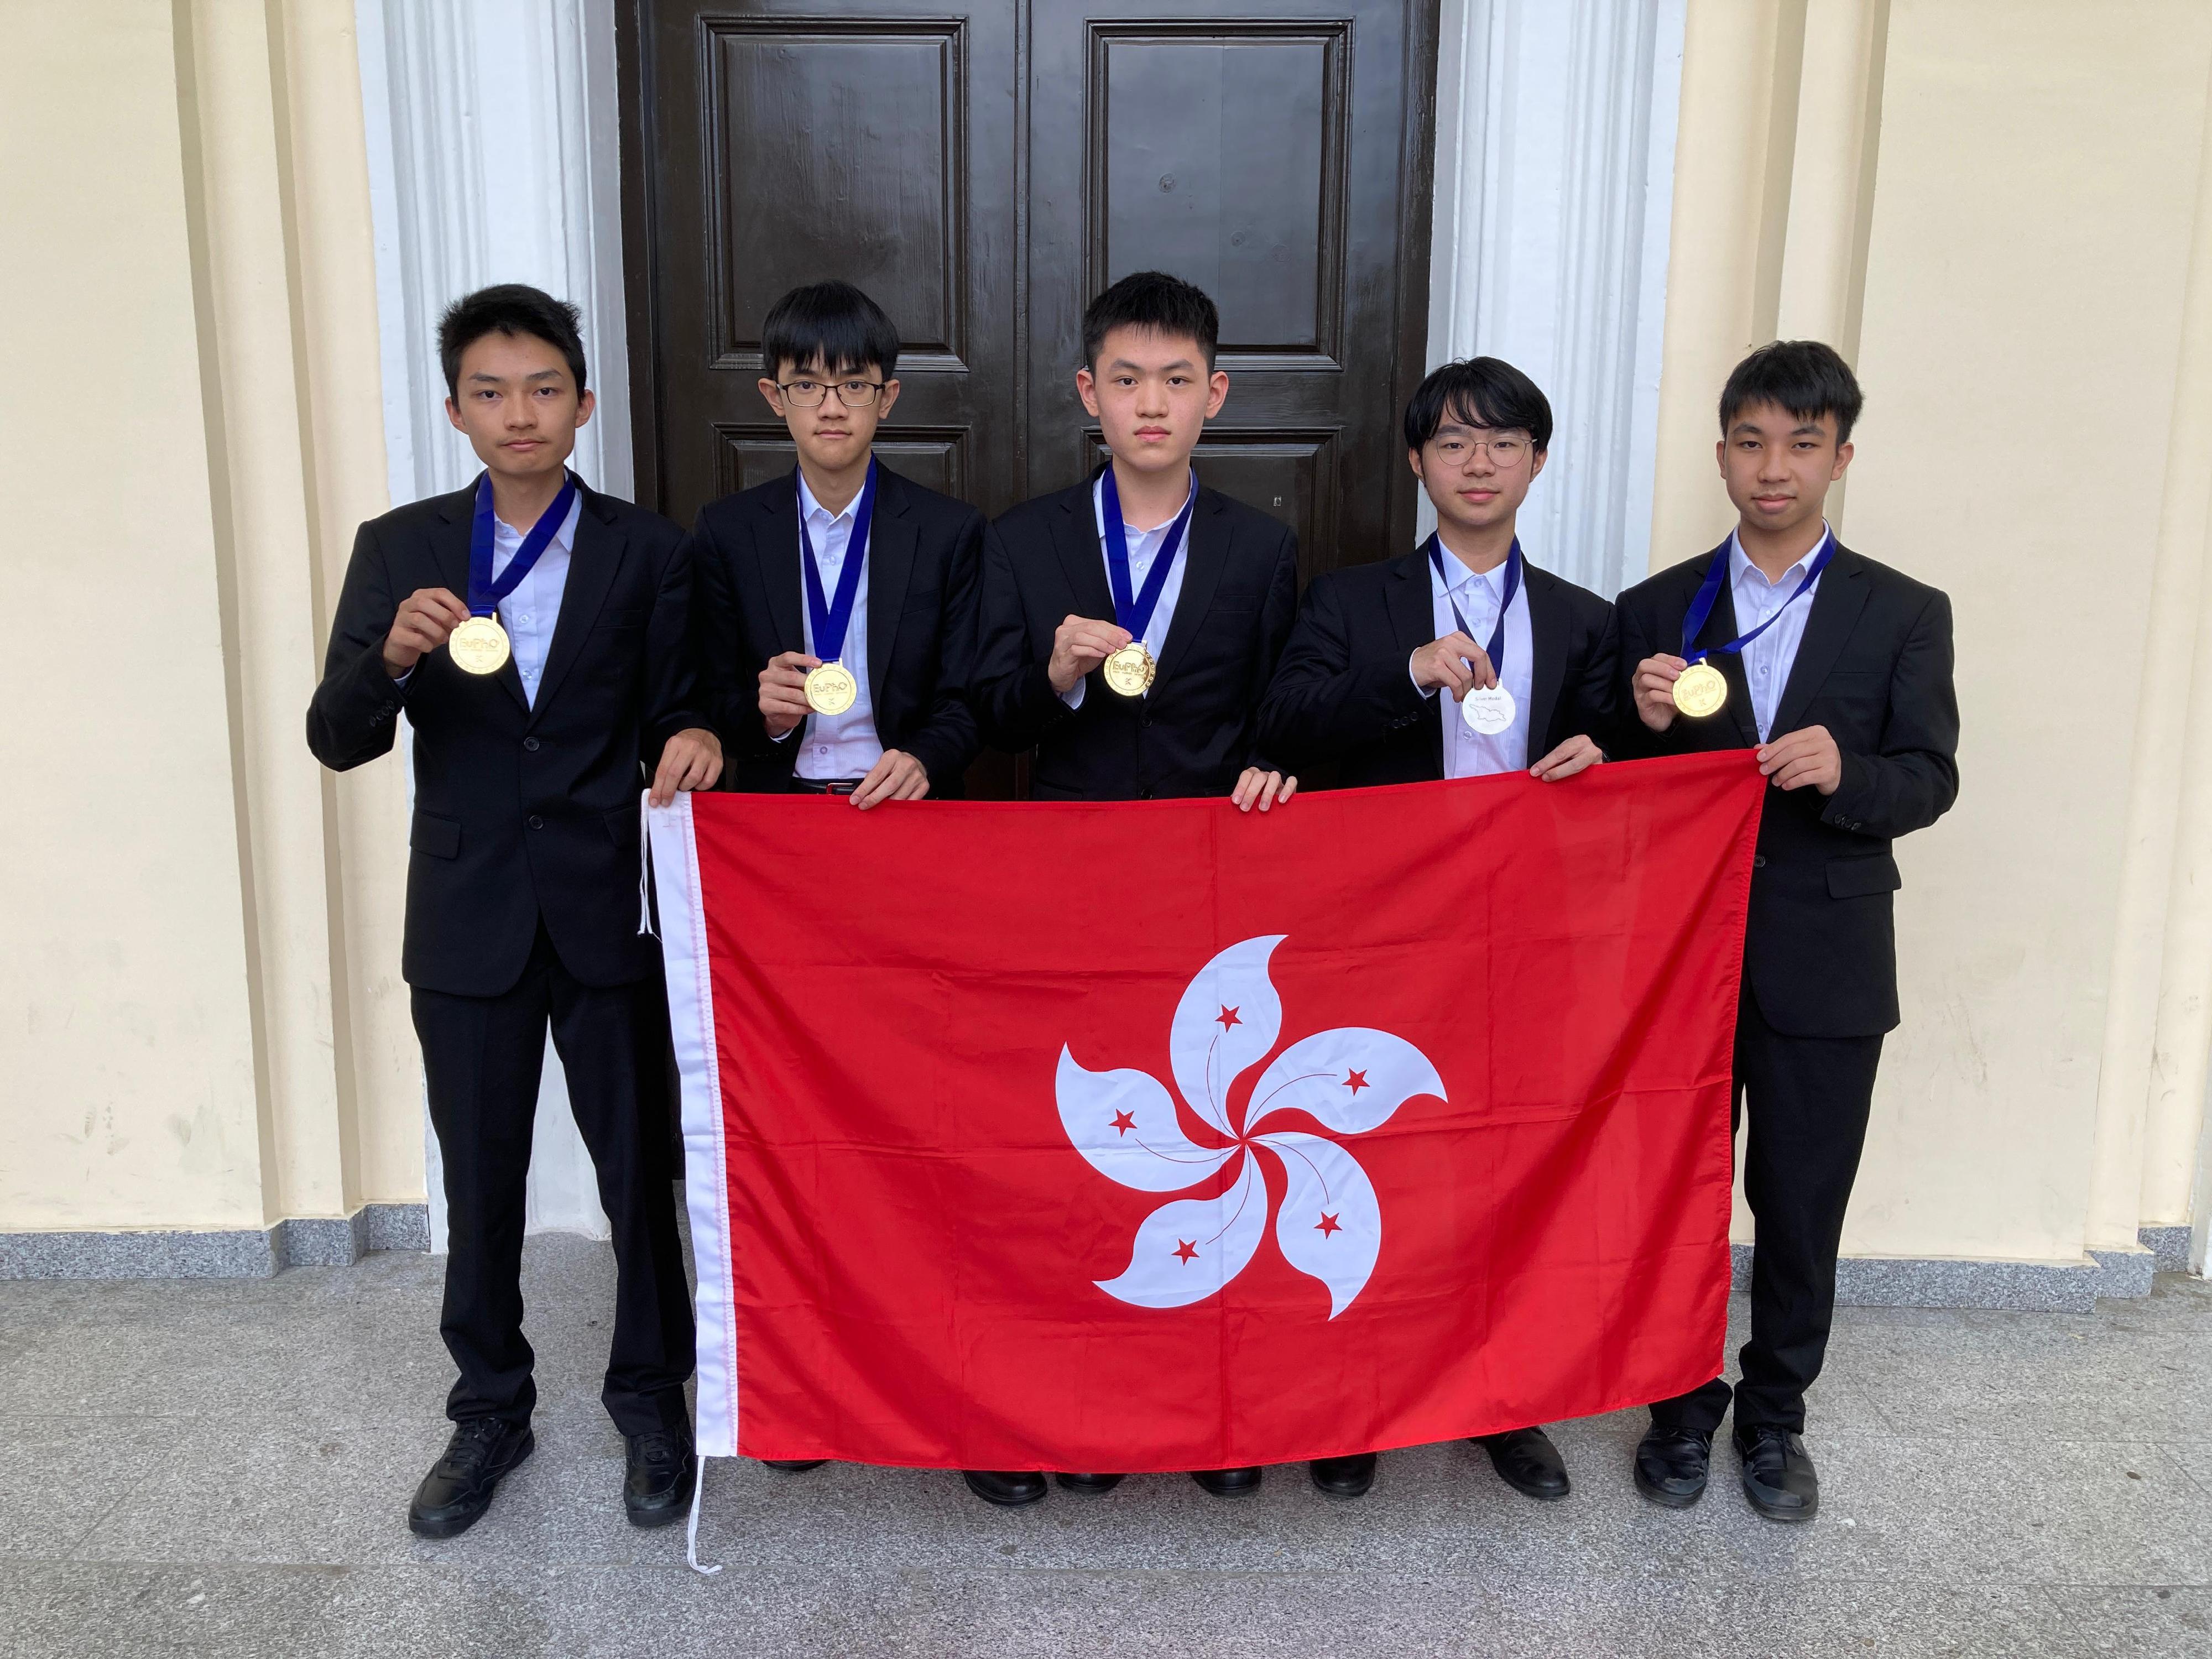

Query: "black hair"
(438, 284), (588, 398)
(761, 280), (900, 381)
(1081, 271), (1220, 371)
(1719, 340), (1864, 444)
(1402, 357), (1553, 453)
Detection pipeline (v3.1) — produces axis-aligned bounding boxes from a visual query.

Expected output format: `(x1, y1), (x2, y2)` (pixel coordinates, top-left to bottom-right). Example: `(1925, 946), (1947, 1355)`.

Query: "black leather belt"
(792, 778), (863, 796)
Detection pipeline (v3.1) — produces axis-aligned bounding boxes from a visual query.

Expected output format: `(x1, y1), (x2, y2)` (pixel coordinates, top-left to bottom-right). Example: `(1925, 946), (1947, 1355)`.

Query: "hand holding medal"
(1424, 534), (1523, 737)
(451, 470), (579, 676)
(1662, 529), (1837, 722)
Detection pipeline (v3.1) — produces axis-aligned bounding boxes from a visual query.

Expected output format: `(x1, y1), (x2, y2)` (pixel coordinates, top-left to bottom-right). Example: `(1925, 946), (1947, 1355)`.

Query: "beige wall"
(0, 0), (415, 1233)
(1657, 0), (2212, 1265)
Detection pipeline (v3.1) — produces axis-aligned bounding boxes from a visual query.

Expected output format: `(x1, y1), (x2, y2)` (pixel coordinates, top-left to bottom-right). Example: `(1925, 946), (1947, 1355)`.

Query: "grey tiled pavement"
(2, 1232), (2209, 1658)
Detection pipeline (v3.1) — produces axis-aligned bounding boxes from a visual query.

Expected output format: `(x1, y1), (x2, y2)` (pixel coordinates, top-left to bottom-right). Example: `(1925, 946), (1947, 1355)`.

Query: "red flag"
(651, 754), (1762, 1470)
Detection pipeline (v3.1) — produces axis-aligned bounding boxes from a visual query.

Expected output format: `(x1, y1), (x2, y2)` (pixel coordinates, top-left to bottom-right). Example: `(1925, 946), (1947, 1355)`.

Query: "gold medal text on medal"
(804, 661), (859, 716)
(449, 614), (512, 676)
(1102, 642), (1156, 698)
(1672, 660), (1728, 718)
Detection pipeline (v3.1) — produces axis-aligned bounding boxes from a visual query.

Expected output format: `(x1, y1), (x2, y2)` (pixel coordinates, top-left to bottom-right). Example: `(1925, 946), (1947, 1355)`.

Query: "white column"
(355, 0), (633, 1245)
(1426, 0), (1688, 597)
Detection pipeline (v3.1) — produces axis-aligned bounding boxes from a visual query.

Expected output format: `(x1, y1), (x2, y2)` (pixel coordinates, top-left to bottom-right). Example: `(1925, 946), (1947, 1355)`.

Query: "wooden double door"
(622, 0), (1439, 587)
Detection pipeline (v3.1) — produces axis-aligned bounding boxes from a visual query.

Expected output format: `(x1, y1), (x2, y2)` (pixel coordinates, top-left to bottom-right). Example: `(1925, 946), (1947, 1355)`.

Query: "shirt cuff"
(1408, 653), (1436, 698)
(1061, 677), (1087, 711)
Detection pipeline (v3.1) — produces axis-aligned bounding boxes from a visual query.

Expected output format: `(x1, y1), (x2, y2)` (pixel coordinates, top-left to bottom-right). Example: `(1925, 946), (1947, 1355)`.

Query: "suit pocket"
(410, 810), (461, 860)
(1827, 852), (1901, 899)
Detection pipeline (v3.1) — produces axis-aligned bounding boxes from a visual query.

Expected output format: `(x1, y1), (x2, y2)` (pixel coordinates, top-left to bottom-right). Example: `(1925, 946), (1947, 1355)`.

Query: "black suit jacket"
(1258, 547), (1619, 786)
(1613, 540), (1959, 1038)
(972, 476), (1299, 800)
(306, 479), (703, 998)
(685, 465), (984, 794)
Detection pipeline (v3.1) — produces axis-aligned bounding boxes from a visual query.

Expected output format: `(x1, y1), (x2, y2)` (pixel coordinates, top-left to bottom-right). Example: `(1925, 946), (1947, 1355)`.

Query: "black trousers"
(1651, 988), (1884, 1437)
(412, 925), (694, 1437)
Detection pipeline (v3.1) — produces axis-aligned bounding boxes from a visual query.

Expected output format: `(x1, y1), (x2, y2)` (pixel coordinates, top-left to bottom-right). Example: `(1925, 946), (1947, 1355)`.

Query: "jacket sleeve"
(969, 519), (1079, 752)
(305, 520), (409, 773)
(1820, 587), (1960, 839)
(685, 515), (790, 763)
(1564, 594), (1626, 759)
(1240, 524), (1303, 778)
(902, 507), (986, 789)
(1606, 590), (1676, 760)
(1257, 574), (1429, 770)
(640, 522), (711, 764)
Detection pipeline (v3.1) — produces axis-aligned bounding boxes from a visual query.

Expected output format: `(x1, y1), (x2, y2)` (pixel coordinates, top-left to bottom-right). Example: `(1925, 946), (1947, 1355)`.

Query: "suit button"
(528, 815), (544, 830)
(523, 737), (540, 752)
(1753, 854), (1767, 869)
(1139, 789), (1154, 800)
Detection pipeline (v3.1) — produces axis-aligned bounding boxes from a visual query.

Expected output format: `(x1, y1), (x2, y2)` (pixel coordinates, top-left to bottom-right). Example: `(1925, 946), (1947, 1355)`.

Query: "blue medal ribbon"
(1678, 528), (1836, 665)
(1099, 466), (1198, 644)
(799, 459), (879, 667)
(468, 471), (578, 618)
(1425, 535), (1522, 674)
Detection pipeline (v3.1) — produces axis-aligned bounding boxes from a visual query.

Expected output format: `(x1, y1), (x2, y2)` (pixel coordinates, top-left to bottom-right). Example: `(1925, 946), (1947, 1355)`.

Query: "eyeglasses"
(777, 378), (886, 408)
(1432, 432), (1532, 466)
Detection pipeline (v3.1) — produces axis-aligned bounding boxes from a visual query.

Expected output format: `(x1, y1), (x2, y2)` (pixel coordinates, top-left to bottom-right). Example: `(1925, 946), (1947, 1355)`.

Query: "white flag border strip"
(645, 791), (740, 1460)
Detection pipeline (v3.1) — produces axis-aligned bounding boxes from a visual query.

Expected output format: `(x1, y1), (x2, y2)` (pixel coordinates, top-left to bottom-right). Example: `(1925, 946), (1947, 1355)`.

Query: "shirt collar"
(796, 468), (862, 529)
(1431, 544), (1511, 601)
(1097, 469), (1196, 540)
(1729, 523), (1832, 590)
(491, 481), (581, 554)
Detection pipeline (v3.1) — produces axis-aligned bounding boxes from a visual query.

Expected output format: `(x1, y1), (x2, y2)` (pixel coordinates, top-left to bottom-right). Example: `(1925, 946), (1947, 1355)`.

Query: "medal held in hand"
(457, 469), (578, 675)
(800, 460), (880, 716)
(1099, 464), (1198, 698)
(1670, 528), (1837, 719)
(1426, 534), (1523, 736)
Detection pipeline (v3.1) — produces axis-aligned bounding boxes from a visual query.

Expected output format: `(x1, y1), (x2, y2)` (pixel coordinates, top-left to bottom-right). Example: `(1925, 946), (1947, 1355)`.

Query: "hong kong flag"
(649, 754), (1762, 1472)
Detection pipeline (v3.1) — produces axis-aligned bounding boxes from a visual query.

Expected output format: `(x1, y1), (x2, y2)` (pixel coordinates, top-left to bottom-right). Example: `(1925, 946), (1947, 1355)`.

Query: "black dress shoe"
(624, 1429), (697, 1528)
(962, 1469), (1048, 1506)
(408, 1418), (534, 1538)
(1309, 1454), (1376, 1498)
(1054, 1472), (1125, 1496)
(1475, 1426), (1569, 1501)
(760, 1459), (826, 1473)
(1734, 1425), (1818, 1521)
(1633, 1425), (1713, 1509)
(1191, 1466), (1263, 1499)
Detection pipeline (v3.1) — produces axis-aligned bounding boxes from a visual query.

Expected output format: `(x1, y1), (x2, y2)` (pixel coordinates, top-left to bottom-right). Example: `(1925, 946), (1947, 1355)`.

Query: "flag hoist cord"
(687, 1457), (722, 1575)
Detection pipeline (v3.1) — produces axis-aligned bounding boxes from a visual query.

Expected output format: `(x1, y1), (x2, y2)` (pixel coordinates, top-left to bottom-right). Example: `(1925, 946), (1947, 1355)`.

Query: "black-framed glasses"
(778, 378), (885, 408)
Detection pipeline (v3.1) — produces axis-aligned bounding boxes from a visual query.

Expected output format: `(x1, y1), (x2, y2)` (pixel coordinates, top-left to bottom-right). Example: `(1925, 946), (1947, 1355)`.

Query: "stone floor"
(2, 1234), (2209, 1659)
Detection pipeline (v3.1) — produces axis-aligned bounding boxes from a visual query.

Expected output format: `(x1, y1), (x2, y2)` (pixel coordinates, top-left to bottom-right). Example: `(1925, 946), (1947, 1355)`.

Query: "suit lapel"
(1522, 564), (1568, 754)
(863, 472), (917, 708)
(754, 472), (807, 655)
(529, 487), (627, 724)
(1051, 478), (1119, 621)
(1152, 490), (1229, 688)
(434, 481), (526, 713)
(1770, 543), (1871, 737)
(1384, 550), (1443, 775)
(1684, 551), (1760, 747)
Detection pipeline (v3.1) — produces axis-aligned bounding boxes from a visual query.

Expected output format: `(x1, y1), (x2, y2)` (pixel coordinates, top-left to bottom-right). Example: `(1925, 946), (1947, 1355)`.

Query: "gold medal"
(448, 614), (511, 676)
(804, 661), (858, 716)
(1102, 641), (1156, 698)
(1672, 660), (1728, 718)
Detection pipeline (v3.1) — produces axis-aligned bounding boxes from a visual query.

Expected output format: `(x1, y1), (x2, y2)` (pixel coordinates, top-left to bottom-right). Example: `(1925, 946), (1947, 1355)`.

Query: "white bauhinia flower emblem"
(1056, 935), (1444, 1318)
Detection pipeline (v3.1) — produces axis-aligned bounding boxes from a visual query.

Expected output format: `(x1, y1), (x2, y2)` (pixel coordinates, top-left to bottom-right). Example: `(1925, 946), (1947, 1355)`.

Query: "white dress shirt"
(1416, 548), (1534, 778)
(1728, 524), (1831, 743)
(489, 490), (581, 709)
(795, 471), (884, 780)
(1062, 471), (1196, 709)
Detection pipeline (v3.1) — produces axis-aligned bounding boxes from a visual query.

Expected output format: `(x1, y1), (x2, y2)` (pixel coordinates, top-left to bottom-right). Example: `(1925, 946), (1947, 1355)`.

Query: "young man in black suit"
(1616, 341), (1958, 1522)
(688, 280), (983, 805)
(307, 285), (721, 1539)
(1258, 355), (1615, 1506)
(967, 271), (1299, 1509)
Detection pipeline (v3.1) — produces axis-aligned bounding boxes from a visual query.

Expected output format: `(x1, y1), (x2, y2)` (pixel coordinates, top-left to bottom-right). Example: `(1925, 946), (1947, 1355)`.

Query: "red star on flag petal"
(1315, 1212), (1342, 1238)
(1173, 1239), (1199, 1263)
(1215, 1005), (1241, 1031)
(1344, 1069), (1369, 1094)
(1109, 1109), (1137, 1136)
